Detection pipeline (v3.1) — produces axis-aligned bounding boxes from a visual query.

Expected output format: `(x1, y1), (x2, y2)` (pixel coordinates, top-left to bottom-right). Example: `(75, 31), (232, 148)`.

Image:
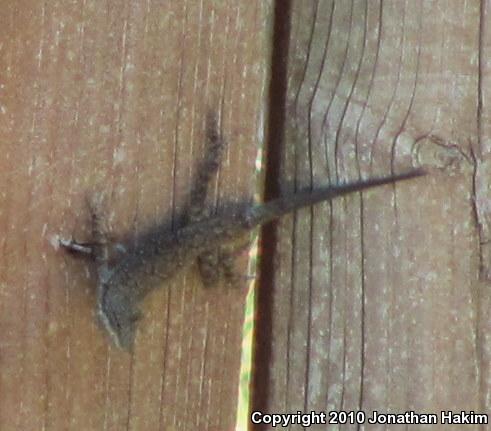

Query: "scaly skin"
(61, 114), (425, 350)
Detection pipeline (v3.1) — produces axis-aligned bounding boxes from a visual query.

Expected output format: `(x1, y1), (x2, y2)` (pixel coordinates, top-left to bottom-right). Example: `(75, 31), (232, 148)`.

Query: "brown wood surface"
(0, 2), (271, 430)
(253, 1), (489, 430)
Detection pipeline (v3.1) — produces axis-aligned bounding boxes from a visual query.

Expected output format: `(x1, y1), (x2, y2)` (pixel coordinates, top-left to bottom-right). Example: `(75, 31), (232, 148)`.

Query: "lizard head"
(96, 284), (142, 350)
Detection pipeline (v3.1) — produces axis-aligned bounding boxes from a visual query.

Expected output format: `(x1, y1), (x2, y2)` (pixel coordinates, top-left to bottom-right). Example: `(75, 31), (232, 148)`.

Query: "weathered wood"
(0, 2), (271, 430)
(253, 0), (487, 428)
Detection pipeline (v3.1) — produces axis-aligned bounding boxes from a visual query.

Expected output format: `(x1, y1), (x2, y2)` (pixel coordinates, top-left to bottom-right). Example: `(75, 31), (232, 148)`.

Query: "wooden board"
(253, 1), (488, 429)
(0, 2), (271, 430)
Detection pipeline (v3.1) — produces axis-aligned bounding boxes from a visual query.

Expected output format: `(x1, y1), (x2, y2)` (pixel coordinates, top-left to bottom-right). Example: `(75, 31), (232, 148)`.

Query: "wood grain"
(0, 2), (271, 430)
(253, 0), (487, 429)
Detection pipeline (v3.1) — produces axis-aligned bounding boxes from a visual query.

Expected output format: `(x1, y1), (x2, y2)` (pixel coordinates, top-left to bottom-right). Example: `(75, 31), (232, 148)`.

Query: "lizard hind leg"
(198, 240), (253, 288)
(220, 240), (256, 288)
(197, 250), (222, 287)
(186, 111), (226, 225)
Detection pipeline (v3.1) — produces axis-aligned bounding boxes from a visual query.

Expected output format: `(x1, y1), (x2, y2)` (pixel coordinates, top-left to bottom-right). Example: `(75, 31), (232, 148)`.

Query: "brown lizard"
(61, 114), (424, 350)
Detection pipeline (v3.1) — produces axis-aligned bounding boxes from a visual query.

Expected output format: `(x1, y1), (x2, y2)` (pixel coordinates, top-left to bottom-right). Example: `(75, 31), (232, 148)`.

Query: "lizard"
(60, 113), (425, 350)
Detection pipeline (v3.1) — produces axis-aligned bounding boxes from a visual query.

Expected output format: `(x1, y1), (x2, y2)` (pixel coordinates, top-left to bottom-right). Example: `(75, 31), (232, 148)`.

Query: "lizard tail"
(244, 169), (425, 227)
